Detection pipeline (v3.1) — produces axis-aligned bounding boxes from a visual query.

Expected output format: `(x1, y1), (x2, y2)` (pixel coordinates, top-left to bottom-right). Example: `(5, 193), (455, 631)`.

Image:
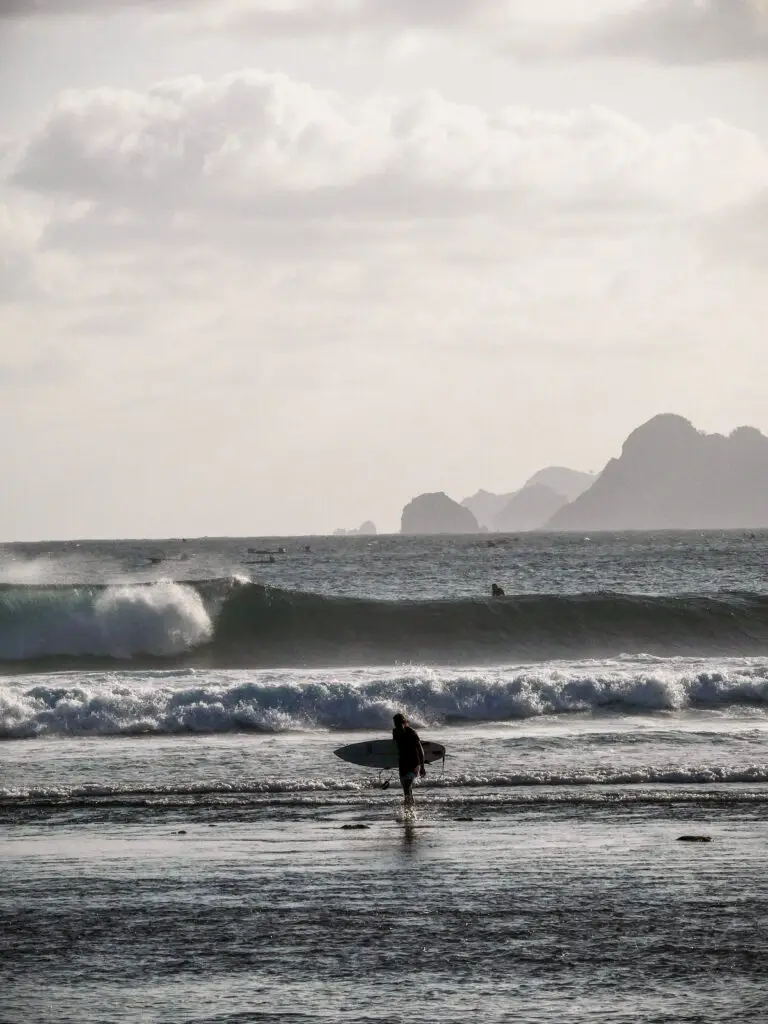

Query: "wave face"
(3, 661), (768, 738)
(2, 581), (768, 670)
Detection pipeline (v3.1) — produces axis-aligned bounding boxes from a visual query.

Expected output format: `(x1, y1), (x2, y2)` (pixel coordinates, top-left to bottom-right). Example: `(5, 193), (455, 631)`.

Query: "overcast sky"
(2, 0), (767, 538)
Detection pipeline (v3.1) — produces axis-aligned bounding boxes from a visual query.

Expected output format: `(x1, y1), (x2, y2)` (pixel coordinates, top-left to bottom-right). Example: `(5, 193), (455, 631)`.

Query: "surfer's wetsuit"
(392, 721), (425, 806)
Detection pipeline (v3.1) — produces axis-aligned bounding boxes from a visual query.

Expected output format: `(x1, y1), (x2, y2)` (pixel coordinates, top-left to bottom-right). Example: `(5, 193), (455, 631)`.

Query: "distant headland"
(398, 415), (768, 533)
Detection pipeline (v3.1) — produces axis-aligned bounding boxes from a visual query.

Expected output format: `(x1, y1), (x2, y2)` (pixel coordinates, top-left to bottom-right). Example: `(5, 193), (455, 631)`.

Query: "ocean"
(2, 532), (768, 1024)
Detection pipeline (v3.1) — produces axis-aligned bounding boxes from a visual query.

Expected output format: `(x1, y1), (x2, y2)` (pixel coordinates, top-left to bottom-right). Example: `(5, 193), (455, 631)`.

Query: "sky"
(1, 0), (767, 538)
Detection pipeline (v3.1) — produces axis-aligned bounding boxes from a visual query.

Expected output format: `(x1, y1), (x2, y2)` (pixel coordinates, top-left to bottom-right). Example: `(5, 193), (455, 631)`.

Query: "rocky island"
(400, 493), (480, 535)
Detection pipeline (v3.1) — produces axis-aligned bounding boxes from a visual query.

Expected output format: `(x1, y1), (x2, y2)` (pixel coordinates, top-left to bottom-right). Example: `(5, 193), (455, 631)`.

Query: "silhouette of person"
(392, 712), (425, 809)
(491, 583), (505, 597)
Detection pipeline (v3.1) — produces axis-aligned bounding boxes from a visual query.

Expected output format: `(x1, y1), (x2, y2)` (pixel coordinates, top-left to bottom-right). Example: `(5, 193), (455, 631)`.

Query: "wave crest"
(3, 663), (768, 739)
(2, 581), (768, 669)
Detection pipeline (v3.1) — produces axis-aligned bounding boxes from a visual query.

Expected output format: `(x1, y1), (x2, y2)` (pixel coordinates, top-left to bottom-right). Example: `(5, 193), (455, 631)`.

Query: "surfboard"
(334, 738), (445, 770)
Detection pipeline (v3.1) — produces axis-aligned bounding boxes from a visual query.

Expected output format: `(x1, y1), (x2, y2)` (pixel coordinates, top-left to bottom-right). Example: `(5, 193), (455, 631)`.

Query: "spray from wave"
(0, 581), (212, 660)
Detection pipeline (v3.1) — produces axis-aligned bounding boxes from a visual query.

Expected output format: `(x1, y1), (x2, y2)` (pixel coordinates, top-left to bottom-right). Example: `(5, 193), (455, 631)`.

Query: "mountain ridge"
(548, 414), (768, 530)
(400, 415), (768, 533)
(462, 466), (595, 531)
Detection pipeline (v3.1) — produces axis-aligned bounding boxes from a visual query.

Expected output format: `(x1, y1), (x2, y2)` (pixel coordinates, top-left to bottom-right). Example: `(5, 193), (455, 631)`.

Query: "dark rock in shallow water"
(676, 835), (712, 843)
(341, 823), (370, 830)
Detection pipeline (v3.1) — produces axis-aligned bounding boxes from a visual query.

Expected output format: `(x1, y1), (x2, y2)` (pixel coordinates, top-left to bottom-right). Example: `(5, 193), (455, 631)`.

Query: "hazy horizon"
(2, 1), (767, 539)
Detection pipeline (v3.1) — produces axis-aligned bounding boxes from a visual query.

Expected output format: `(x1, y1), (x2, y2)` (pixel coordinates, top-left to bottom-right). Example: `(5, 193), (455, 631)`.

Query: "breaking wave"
(3, 661), (768, 739)
(0, 580), (213, 661)
(2, 580), (768, 671)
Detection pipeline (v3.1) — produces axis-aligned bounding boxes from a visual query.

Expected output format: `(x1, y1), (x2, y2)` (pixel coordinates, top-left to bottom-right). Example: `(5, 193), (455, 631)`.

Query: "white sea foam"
(2, 659), (768, 739)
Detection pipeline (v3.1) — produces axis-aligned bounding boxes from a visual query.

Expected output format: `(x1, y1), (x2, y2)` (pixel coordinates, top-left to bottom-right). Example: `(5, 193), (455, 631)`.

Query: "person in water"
(491, 583), (505, 597)
(392, 712), (426, 808)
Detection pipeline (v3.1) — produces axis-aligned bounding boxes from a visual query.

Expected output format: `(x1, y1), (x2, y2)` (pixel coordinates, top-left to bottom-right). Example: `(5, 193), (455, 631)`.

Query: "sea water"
(2, 533), (768, 1023)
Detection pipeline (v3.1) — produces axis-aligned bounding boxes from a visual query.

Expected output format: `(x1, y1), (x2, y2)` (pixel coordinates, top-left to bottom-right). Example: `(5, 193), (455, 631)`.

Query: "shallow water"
(4, 786), (766, 1024)
(3, 716), (768, 1024)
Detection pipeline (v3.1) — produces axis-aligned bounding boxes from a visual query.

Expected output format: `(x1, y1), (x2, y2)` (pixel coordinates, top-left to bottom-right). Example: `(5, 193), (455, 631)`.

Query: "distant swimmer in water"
(491, 583), (505, 597)
(392, 712), (425, 809)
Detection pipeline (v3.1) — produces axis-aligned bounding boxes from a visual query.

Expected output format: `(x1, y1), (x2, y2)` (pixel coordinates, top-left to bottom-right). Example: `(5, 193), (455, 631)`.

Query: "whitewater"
(2, 533), (768, 1024)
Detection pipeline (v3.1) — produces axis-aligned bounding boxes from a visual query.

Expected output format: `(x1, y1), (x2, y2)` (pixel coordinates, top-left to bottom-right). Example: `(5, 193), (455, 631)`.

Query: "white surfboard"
(334, 738), (445, 770)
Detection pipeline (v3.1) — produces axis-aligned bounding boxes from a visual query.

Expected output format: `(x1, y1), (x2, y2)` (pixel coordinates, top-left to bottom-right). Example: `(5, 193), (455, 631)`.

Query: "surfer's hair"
(393, 712), (406, 725)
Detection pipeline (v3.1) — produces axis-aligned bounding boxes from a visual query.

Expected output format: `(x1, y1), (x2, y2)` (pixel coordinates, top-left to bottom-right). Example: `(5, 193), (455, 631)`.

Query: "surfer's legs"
(400, 771), (416, 807)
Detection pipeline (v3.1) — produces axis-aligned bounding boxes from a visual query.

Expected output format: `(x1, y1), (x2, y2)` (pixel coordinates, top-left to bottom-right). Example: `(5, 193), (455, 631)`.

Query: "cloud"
(10, 70), (768, 244)
(0, 197), (44, 301)
(0, 0), (509, 26)
(578, 0), (768, 64)
(196, 0), (510, 37)
(4, 67), (764, 396)
(710, 189), (768, 265)
(0, 0), (515, 34)
(4, 1), (767, 65)
(204, 0), (768, 66)
(0, 0), (197, 16)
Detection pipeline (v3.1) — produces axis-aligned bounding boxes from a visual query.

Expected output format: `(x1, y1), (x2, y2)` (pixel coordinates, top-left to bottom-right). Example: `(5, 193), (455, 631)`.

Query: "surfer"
(392, 712), (426, 808)
(491, 583), (505, 597)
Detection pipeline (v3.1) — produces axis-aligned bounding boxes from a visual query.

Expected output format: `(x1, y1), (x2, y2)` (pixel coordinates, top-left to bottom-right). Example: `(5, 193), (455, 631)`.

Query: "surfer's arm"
(415, 734), (426, 775)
